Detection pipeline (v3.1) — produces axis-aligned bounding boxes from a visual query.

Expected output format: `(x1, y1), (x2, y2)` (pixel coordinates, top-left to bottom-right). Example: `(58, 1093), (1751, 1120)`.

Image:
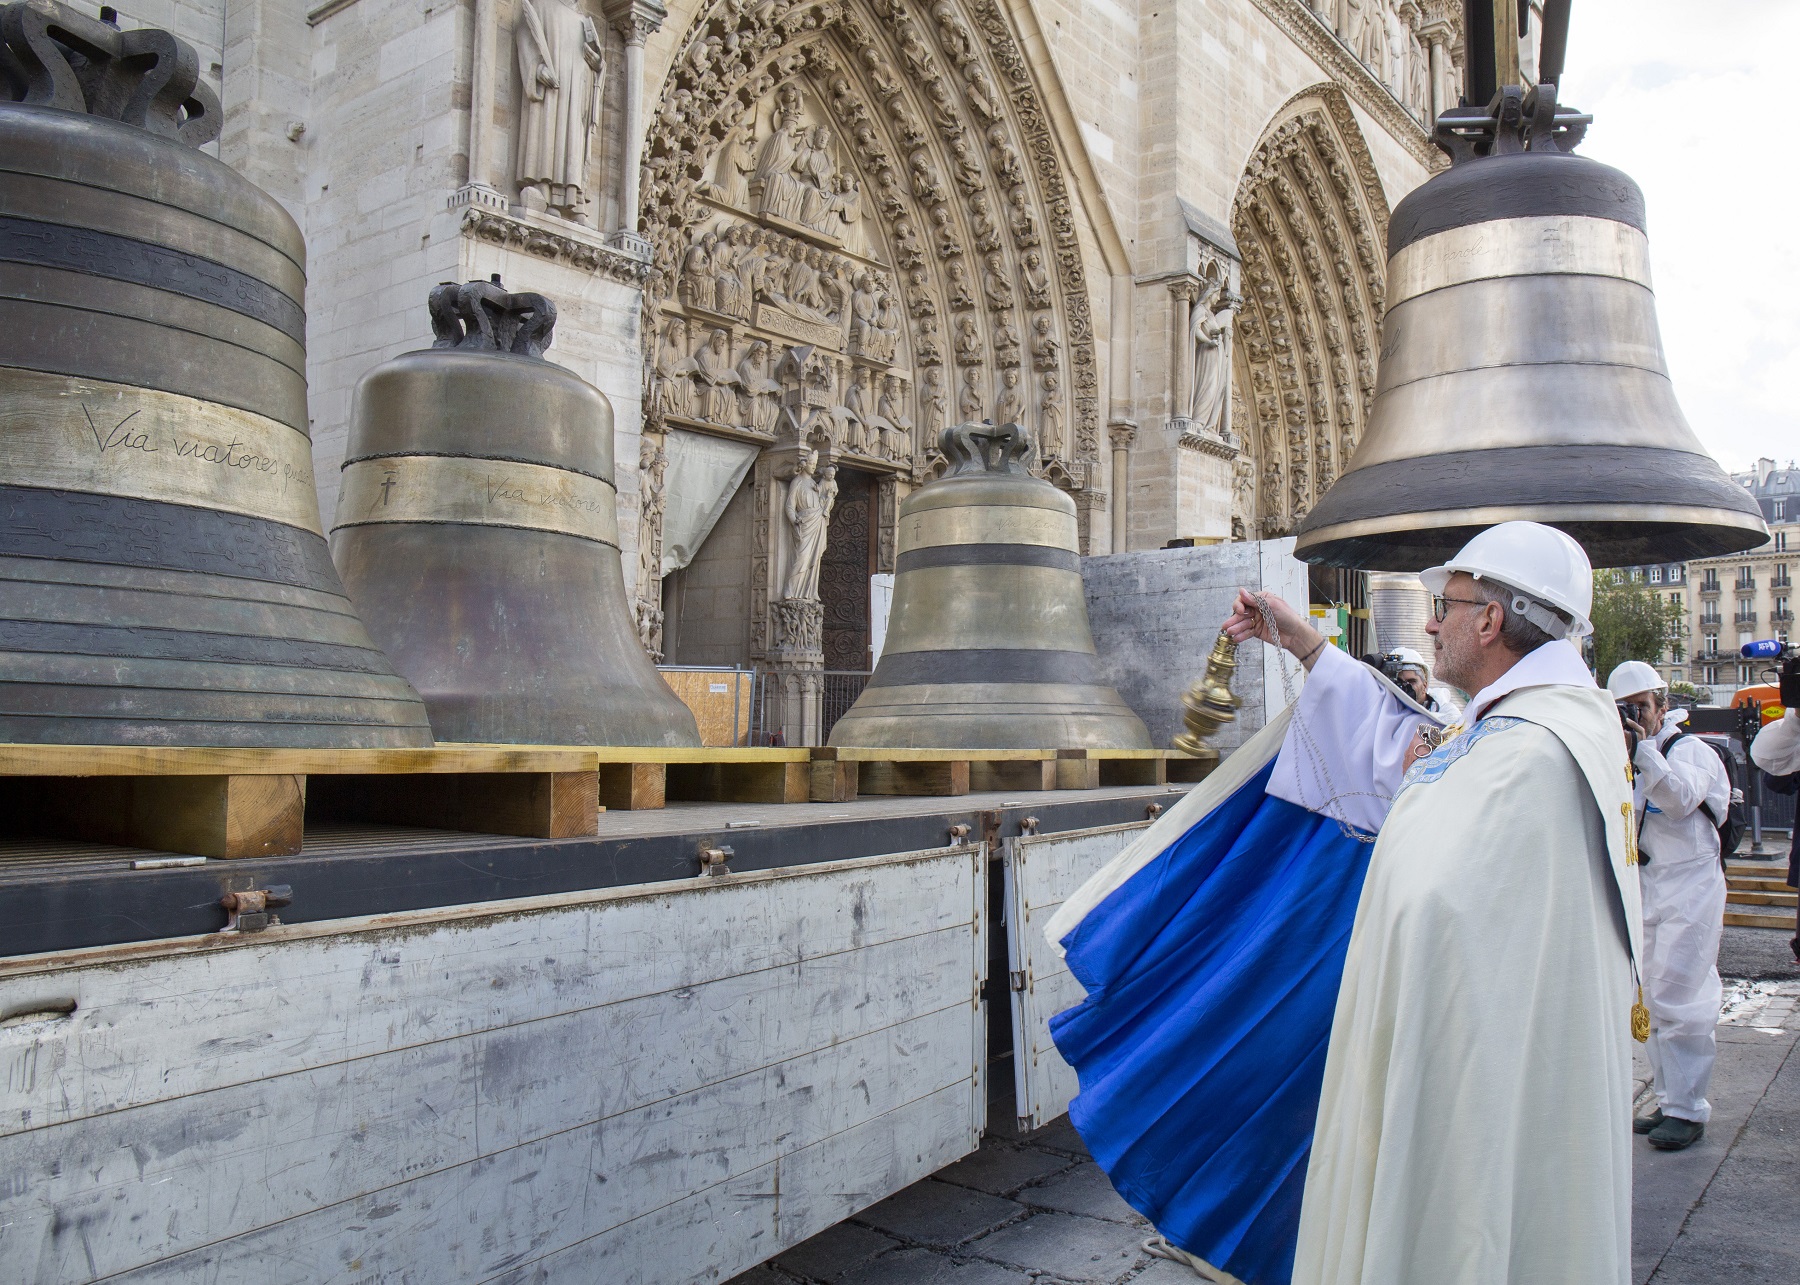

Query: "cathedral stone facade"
(111, 0), (1478, 729)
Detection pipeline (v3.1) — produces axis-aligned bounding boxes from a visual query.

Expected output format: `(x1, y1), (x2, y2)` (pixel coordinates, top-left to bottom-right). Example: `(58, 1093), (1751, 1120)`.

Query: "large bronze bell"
(0, 3), (433, 746)
(1296, 84), (1767, 570)
(828, 422), (1150, 750)
(331, 280), (701, 747)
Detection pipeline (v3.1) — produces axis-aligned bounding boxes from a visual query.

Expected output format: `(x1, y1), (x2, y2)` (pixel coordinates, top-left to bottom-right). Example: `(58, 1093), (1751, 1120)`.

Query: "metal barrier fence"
(822, 670), (871, 742)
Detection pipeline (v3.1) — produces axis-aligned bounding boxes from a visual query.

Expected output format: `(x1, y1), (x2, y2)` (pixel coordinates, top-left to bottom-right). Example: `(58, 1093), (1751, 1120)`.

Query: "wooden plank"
(80, 1005), (974, 1284)
(969, 759), (1057, 792)
(810, 759), (859, 803)
(481, 1082), (978, 1285)
(0, 743), (595, 776)
(0, 774), (304, 858)
(1055, 758), (1102, 790)
(309, 769), (600, 838)
(589, 746), (810, 764)
(821, 747), (1052, 763)
(597, 761), (665, 811)
(858, 760), (971, 797)
(1725, 910), (1794, 929)
(1165, 754), (1218, 784)
(0, 848), (980, 1135)
(4, 929), (978, 1280)
(665, 760), (810, 804)
(1099, 756), (1167, 787)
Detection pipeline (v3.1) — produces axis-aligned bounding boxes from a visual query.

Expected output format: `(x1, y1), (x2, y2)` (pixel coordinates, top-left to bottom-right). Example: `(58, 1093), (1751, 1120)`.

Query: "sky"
(1558, 0), (1800, 474)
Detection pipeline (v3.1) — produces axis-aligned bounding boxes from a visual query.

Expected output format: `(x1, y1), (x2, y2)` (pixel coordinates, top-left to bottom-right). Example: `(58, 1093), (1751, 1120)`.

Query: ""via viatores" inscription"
(333, 455), (620, 547)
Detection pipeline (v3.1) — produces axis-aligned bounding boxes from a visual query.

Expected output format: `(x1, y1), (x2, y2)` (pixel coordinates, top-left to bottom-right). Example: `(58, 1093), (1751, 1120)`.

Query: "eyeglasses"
(1431, 594), (1489, 622)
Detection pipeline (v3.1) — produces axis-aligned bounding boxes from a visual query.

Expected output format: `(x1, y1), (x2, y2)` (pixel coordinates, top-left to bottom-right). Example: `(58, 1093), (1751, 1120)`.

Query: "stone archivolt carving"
(635, 433), (669, 658)
(1039, 367), (1064, 459)
(638, 0), (1100, 504)
(514, 0), (606, 222)
(1231, 87), (1388, 539)
(1262, 0), (1458, 167)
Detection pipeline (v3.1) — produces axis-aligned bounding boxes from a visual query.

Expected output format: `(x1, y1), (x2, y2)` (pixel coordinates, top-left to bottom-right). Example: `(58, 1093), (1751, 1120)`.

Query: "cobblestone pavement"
(728, 974), (1800, 1285)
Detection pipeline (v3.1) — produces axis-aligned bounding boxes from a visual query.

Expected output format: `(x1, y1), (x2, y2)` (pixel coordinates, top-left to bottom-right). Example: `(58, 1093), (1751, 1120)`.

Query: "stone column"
(1168, 280), (1199, 432)
(1423, 23), (1452, 119)
(450, 0), (508, 209)
(1109, 420), (1137, 553)
(603, 0), (665, 258)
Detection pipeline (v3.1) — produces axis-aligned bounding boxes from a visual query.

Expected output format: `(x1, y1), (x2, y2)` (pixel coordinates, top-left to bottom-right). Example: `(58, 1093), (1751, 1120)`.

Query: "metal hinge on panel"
(1008, 970), (1026, 992)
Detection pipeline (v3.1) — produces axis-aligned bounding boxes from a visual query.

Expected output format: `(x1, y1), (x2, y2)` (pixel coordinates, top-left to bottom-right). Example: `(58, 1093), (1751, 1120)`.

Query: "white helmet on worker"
(1392, 647), (1430, 678)
(1605, 660), (1667, 700)
(1419, 520), (1594, 639)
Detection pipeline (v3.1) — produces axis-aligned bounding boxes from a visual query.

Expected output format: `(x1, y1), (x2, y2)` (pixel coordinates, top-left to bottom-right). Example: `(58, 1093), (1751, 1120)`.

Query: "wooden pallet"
(0, 744), (600, 860)
(1725, 909), (1796, 929)
(808, 747), (1218, 802)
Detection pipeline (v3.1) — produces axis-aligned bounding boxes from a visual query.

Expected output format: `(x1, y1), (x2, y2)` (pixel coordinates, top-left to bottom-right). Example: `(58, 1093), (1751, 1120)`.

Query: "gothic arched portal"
(1230, 85), (1390, 540)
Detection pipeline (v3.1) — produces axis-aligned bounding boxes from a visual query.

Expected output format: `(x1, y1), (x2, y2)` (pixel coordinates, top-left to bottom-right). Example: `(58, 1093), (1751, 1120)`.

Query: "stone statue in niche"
(1039, 368), (1065, 459)
(1187, 279), (1238, 435)
(514, 0), (605, 222)
(879, 375), (914, 460)
(783, 451), (838, 600)
(1030, 313), (1061, 372)
(656, 317), (699, 418)
(679, 232), (717, 312)
(991, 312), (1021, 368)
(957, 366), (984, 420)
(981, 253), (1013, 310)
(843, 366), (878, 455)
(1021, 250), (1052, 308)
(949, 131), (984, 195)
(694, 327), (743, 423)
(870, 284), (902, 363)
(987, 124), (1024, 187)
(920, 364), (947, 444)
(1232, 452), (1257, 537)
(1007, 186), (1040, 247)
(954, 314), (982, 365)
(930, 204), (962, 259)
(946, 259), (976, 311)
(969, 192), (1002, 253)
(993, 365), (1024, 426)
(737, 338), (783, 433)
(637, 434), (667, 596)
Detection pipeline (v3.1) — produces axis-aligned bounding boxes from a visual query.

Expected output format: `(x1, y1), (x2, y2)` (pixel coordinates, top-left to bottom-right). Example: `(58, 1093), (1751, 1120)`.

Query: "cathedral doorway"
(820, 467), (876, 672)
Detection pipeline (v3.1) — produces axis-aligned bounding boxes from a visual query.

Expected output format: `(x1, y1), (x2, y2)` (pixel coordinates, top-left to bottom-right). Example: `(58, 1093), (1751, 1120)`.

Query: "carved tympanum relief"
(638, 0), (1099, 500)
(1230, 87), (1389, 540)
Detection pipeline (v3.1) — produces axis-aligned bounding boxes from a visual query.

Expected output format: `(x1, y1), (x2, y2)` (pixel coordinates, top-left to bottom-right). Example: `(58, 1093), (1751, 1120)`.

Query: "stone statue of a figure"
(1187, 280), (1236, 434)
(783, 451), (838, 600)
(515, 0), (605, 222)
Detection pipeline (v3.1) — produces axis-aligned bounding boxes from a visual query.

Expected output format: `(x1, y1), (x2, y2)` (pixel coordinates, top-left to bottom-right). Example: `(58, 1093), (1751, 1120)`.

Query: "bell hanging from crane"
(1295, 11), (1766, 570)
(827, 422), (1151, 750)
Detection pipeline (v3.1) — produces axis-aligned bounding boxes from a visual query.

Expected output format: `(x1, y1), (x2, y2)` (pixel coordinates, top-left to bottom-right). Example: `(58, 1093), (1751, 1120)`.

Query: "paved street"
(730, 936), (1800, 1285)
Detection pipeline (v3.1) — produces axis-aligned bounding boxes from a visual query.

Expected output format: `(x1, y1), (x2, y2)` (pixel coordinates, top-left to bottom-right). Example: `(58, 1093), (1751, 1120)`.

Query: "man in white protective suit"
(1222, 520), (1640, 1285)
(1607, 660), (1729, 1152)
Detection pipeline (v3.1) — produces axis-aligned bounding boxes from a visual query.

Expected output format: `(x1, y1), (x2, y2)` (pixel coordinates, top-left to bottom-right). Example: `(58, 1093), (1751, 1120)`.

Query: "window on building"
(1649, 566), (1661, 583)
(1704, 633), (1718, 655)
(1629, 568), (1642, 582)
(1740, 663), (1754, 684)
(1776, 499), (1787, 520)
(1777, 531), (1789, 552)
(1670, 643), (1685, 663)
(1610, 569), (1624, 584)
(1704, 665), (1718, 685)
(1776, 563), (1792, 588)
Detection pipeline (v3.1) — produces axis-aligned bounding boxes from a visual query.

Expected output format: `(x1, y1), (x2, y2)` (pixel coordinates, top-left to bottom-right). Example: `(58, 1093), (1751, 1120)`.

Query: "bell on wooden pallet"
(1295, 82), (1767, 571)
(828, 422), (1150, 750)
(330, 279), (701, 747)
(0, 3), (433, 746)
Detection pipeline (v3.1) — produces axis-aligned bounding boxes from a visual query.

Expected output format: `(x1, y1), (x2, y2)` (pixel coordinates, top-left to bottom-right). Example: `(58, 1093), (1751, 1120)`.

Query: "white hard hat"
(1392, 646), (1429, 675)
(1419, 521), (1594, 639)
(1605, 660), (1666, 700)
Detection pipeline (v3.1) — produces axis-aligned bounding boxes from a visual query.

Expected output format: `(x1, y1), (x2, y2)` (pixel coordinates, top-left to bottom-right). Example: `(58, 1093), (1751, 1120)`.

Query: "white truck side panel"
(0, 847), (987, 1285)
(1006, 823), (1151, 1130)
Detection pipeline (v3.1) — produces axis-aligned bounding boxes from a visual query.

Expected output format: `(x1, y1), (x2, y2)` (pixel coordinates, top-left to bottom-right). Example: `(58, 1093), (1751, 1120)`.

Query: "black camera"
(1741, 640), (1800, 708)
(1361, 652), (1407, 683)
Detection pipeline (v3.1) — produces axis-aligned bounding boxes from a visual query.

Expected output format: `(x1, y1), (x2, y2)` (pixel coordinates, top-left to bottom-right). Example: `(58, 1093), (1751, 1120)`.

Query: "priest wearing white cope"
(1222, 521), (1640, 1285)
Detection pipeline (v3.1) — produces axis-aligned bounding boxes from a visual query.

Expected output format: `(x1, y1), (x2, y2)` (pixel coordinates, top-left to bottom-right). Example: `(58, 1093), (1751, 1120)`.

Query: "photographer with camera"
(1607, 660), (1731, 1151)
(1748, 649), (1800, 962)
(1393, 647), (1464, 720)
